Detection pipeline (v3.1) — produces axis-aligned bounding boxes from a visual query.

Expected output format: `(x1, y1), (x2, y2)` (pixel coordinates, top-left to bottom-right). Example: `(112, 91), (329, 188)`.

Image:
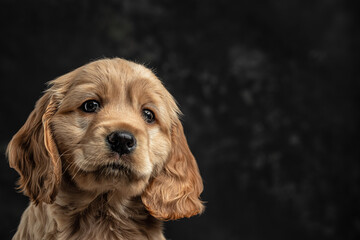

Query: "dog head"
(7, 58), (204, 220)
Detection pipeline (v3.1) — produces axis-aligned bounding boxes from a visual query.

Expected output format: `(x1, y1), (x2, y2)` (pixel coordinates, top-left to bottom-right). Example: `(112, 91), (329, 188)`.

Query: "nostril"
(107, 131), (137, 155)
(126, 140), (135, 148)
(107, 132), (118, 145)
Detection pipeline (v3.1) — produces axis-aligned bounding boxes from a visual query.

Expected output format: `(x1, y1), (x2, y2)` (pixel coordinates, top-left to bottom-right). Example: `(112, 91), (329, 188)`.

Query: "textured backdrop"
(0, 0), (359, 239)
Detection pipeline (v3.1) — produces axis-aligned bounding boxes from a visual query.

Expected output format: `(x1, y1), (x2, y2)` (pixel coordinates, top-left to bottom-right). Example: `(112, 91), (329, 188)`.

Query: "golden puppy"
(7, 58), (204, 240)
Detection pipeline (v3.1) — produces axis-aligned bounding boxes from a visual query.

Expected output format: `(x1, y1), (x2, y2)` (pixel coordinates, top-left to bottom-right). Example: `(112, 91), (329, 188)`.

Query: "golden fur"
(7, 58), (204, 240)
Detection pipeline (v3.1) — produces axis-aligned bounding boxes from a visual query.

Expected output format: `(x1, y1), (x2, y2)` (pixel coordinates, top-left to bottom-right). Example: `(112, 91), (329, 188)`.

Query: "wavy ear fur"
(6, 93), (61, 204)
(142, 118), (204, 220)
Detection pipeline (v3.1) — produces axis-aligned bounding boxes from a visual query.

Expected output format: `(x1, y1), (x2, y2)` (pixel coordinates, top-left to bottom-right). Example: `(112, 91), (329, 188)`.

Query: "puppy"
(7, 58), (204, 240)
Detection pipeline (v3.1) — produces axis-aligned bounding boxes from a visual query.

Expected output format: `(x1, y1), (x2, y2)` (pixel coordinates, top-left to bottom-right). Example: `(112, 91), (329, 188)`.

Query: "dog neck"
(46, 172), (164, 240)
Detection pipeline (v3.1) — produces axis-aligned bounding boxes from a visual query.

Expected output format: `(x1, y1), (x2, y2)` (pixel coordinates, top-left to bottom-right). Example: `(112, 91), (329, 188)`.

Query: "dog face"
(7, 58), (204, 220)
(51, 59), (174, 196)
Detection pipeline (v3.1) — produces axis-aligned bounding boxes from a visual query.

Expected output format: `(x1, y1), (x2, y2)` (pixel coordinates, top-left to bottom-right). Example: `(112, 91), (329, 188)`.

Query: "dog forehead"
(82, 58), (157, 85)
(49, 58), (161, 96)
(79, 59), (164, 101)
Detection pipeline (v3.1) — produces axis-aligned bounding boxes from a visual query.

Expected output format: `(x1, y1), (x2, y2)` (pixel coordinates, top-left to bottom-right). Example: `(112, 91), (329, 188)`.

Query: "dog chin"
(67, 149), (151, 194)
(69, 164), (148, 196)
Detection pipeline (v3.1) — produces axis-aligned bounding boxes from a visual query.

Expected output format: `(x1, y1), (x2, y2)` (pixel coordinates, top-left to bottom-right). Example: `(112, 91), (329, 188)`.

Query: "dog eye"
(142, 109), (155, 123)
(81, 100), (100, 113)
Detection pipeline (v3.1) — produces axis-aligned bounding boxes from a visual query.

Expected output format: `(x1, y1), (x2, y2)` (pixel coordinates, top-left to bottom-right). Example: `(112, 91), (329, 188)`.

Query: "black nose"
(107, 131), (137, 155)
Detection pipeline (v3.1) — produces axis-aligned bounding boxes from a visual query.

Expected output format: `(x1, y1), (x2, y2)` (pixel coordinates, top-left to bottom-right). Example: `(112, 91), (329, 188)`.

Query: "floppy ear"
(142, 118), (204, 220)
(6, 92), (61, 204)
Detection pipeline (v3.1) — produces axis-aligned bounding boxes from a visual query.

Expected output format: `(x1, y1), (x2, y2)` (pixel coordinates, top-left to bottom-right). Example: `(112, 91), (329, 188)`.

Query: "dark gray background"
(0, 0), (359, 239)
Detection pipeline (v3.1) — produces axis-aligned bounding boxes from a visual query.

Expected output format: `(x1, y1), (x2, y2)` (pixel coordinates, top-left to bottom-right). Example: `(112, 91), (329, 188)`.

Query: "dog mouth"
(97, 162), (133, 177)
(105, 162), (129, 171)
